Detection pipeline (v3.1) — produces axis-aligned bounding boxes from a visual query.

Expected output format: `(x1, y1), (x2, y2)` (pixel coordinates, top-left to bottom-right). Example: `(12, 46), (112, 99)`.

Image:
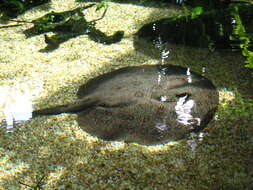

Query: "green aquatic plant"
(95, 0), (109, 11)
(190, 6), (203, 19)
(189, 2), (253, 69)
(137, 2), (253, 71)
(173, 0), (253, 69)
(31, 4), (96, 33)
(230, 4), (253, 69)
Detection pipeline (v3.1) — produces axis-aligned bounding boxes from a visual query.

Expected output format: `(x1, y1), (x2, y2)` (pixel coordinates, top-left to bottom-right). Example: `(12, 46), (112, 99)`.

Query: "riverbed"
(0, 0), (252, 189)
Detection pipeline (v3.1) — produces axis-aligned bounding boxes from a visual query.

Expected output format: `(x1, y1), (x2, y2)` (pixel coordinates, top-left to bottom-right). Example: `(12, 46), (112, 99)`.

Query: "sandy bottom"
(0, 0), (252, 189)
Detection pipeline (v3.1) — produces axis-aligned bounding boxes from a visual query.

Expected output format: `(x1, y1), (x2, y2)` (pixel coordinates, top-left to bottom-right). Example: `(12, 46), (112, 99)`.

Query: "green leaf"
(191, 6), (203, 19)
(96, 1), (109, 11)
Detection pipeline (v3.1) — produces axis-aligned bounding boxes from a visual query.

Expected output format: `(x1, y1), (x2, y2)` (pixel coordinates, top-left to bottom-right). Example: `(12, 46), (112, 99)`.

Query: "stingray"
(33, 65), (219, 145)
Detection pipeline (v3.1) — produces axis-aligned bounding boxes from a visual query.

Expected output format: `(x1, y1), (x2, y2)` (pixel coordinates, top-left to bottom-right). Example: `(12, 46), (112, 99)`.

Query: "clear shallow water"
(0, 2), (252, 190)
(134, 2), (253, 96)
(0, 1), (251, 142)
(1, 2), (252, 146)
(6, 63), (216, 145)
(0, 48), (219, 144)
(1, 3), (244, 144)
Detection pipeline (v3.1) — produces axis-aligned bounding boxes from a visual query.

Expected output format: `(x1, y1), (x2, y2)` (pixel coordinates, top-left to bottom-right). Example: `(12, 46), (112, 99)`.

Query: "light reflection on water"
(153, 21), (200, 130)
(0, 81), (43, 133)
(186, 68), (192, 83)
(175, 94), (200, 126)
(143, 22), (212, 147)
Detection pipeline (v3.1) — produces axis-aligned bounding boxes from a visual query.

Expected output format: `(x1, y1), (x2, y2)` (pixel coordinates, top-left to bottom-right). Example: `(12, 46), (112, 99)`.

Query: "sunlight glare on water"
(186, 68), (192, 83)
(0, 85), (32, 132)
(175, 95), (201, 126)
(0, 81), (43, 133)
(152, 21), (201, 131)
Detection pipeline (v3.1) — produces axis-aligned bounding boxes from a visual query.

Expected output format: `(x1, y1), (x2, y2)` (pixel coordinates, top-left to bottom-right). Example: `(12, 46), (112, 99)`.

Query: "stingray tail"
(32, 96), (98, 117)
(32, 105), (70, 117)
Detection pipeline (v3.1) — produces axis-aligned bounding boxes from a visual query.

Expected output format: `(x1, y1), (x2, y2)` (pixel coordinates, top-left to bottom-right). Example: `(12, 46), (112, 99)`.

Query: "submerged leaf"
(96, 1), (109, 11)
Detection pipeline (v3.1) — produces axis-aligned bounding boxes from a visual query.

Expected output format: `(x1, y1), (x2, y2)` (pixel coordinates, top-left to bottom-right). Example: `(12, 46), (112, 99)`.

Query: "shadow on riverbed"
(0, 0), (51, 19)
(134, 3), (253, 64)
(23, 5), (124, 52)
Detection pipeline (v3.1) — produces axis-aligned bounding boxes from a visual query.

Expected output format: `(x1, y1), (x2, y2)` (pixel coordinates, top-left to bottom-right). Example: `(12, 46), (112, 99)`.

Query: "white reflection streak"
(161, 49), (170, 64)
(231, 18), (236, 24)
(152, 23), (156, 31)
(175, 95), (200, 126)
(0, 85), (33, 132)
(176, 0), (186, 4)
(160, 95), (167, 102)
(202, 67), (206, 76)
(186, 68), (192, 83)
(157, 74), (161, 85)
(155, 122), (168, 131)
